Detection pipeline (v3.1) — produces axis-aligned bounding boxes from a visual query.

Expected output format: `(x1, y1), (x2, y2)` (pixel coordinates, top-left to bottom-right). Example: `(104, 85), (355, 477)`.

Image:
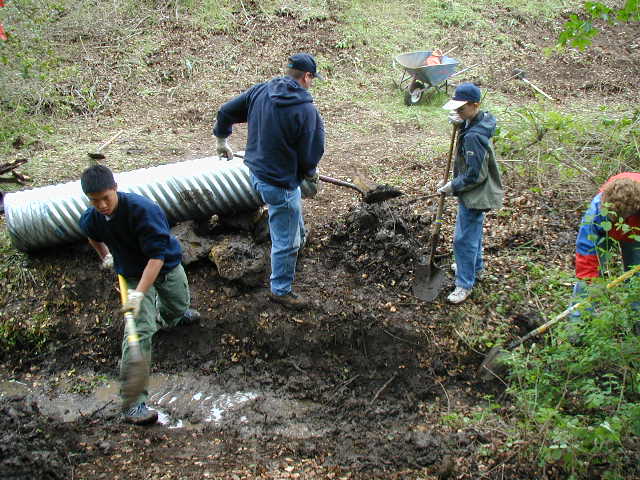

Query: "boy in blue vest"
(79, 165), (199, 425)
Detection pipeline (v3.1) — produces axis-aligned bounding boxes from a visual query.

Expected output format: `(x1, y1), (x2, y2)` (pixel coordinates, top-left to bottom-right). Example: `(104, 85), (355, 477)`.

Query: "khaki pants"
(120, 264), (190, 406)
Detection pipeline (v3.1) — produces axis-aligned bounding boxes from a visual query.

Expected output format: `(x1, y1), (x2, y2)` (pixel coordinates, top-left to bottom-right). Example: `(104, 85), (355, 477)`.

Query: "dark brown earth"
(1, 3), (640, 480)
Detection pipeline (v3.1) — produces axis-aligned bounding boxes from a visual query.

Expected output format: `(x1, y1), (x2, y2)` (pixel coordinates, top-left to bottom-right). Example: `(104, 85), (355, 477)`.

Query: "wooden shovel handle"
(426, 124), (459, 264)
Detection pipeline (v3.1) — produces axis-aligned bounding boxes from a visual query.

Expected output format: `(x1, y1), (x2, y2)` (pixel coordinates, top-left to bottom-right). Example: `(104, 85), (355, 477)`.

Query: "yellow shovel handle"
(117, 274), (141, 348)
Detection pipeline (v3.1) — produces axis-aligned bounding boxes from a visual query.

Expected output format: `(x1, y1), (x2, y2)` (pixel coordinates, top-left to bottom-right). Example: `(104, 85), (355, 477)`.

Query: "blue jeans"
(453, 200), (485, 290)
(251, 173), (305, 296)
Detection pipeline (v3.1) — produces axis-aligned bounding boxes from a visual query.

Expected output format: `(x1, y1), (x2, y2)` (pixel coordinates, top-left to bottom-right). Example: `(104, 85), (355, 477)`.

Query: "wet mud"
(0, 198), (528, 479)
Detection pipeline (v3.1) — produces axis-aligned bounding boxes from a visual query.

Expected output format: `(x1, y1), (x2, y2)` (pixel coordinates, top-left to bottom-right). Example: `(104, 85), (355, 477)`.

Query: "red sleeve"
(575, 253), (600, 279)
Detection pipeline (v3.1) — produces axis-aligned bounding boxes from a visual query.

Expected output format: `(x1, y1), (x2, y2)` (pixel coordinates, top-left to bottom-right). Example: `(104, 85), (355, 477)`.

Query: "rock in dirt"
(209, 234), (267, 287)
(211, 208), (270, 244)
(171, 220), (218, 265)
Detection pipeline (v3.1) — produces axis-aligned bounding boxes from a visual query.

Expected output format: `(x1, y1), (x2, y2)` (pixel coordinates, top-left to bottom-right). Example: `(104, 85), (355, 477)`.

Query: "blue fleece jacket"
(213, 76), (324, 190)
(79, 192), (182, 278)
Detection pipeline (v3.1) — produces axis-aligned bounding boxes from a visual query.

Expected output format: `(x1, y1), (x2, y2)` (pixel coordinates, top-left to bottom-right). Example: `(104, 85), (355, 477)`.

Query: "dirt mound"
(0, 396), (84, 480)
(326, 198), (434, 291)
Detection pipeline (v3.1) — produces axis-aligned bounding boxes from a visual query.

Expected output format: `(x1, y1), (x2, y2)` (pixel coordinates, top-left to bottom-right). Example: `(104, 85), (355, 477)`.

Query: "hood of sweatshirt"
(267, 76), (314, 107)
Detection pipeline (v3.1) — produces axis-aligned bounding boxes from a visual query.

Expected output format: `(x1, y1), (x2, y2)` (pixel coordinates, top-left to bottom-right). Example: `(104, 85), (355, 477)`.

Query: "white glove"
(216, 137), (234, 161)
(100, 253), (113, 270)
(447, 112), (464, 125)
(437, 181), (453, 196)
(122, 290), (144, 318)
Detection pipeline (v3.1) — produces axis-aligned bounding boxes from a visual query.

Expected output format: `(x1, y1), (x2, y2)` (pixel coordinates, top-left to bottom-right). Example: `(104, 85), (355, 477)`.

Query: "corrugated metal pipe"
(5, 156), (311, 252)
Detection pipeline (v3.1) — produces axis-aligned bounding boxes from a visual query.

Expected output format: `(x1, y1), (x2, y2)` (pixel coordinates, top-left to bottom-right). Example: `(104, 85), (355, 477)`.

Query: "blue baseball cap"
(442, 82), (481, 110)
(287, 53), (323, 80)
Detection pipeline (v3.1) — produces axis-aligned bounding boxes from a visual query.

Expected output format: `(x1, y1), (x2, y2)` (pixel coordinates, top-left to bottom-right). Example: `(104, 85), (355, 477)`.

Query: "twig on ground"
(436, 380), (451, 412)
(371, 372), (398, 404)
(87, 399), (114, 418)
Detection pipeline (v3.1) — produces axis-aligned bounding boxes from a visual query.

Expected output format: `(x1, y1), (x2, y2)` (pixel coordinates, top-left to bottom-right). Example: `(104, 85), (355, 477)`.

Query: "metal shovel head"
(478, 346), (509, 381)
(413, 262), (446, 302)
(363, 184), (403, 204)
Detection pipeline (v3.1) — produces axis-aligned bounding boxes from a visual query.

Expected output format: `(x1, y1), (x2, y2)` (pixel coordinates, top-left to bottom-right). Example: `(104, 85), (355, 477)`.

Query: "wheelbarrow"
(393, 51), (475, 106)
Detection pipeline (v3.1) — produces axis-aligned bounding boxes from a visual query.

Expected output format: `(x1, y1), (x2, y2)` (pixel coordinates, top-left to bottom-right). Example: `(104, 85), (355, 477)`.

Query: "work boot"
(451, 263), (484, 281)
(180, 308), (201, 326)
(447, 287), (472, 304)
(123, 403), (158, 426)
(268, 291), (307, 311)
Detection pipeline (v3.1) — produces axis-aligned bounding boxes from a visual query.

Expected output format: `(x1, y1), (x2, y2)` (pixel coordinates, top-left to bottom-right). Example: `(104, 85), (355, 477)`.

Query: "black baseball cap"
(287, 53), (323, 80)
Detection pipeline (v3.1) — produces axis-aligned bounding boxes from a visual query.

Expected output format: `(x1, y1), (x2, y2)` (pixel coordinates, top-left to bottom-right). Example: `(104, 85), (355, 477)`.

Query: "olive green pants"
(120, 264), (190, 406)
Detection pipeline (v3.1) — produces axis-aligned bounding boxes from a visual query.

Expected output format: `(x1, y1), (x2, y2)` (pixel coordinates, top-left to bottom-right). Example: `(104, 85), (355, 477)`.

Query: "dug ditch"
(1, 197), (511, 479)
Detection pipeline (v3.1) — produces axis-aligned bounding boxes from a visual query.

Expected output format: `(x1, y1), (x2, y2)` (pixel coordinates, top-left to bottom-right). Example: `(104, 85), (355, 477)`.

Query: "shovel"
(412, 124), (459, 302)
(513, 69), (554, 101)
(117, 274), (149, 409)
(232, 152), (402, 204)
(88, 130), (124, 164)
(479, 264), (640, 380)
(318, 174), (403, 204)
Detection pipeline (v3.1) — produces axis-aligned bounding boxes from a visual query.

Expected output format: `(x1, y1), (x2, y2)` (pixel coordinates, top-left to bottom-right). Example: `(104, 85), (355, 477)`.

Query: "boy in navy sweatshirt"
(79, 165), (199, 425)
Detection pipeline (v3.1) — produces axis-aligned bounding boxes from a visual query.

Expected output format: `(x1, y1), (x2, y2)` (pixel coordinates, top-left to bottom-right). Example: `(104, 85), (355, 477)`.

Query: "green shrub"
(495, 106), (640, 197)
(506, 275), (640, 478)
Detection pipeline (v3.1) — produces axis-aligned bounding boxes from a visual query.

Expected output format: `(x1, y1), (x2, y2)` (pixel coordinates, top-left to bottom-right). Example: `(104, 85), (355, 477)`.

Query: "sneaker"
(180, 308), (201, 326)
(447, 287), (472, 304)
(268, 291), (307, 310)
(451, 263), (484, 281)
(123, 402), (158, 426)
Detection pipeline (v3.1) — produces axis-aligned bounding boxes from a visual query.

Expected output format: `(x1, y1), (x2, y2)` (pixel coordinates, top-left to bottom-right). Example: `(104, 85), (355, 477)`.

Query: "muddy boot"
(268, 291), (307, 310)
(123, 403), (158, 426)
(180, 308), (200, 326)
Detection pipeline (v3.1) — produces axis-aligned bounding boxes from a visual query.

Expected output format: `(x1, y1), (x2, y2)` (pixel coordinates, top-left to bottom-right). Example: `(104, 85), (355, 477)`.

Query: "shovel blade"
(478, 346), (509, 381)
(412, 263), (446, 302)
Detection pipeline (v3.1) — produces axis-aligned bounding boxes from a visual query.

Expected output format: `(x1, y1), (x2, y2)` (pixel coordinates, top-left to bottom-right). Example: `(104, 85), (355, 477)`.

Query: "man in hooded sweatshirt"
(438, 83), (503, 304)
(213, 53), (325, 310)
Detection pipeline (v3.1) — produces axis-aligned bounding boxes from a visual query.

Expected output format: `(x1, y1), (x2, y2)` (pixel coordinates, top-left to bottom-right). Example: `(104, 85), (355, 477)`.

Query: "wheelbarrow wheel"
(404, 80), (425, 106)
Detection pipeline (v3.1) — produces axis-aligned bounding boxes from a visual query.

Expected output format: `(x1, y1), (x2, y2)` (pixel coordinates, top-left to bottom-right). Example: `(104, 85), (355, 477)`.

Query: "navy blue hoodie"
(79, 192), (182, 278)
(213, 76), (324, 190)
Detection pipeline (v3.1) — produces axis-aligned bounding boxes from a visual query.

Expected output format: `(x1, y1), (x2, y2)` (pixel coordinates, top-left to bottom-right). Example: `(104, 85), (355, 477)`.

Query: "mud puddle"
(0, 370), (323, 438)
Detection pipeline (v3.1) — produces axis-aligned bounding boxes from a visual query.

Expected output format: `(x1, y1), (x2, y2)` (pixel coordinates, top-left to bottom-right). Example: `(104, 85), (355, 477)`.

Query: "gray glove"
(447, 112), (464, 125)
(121, 290), (144, 318)
(437, 181), (453, 196)
(100, 253), (114, 270)
(301, 171), (319, 198)
(216, 136), (234, 161)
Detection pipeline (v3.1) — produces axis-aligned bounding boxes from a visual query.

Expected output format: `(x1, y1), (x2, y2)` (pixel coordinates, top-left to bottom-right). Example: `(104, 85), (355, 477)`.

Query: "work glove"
(215, 136), (234, 161)
(301, 170), (320, 199)
(122, 290), (144, 318)
(437, 181), (453, 196)
(100, 253), (114, 270)
(447, 112), (464, 125)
